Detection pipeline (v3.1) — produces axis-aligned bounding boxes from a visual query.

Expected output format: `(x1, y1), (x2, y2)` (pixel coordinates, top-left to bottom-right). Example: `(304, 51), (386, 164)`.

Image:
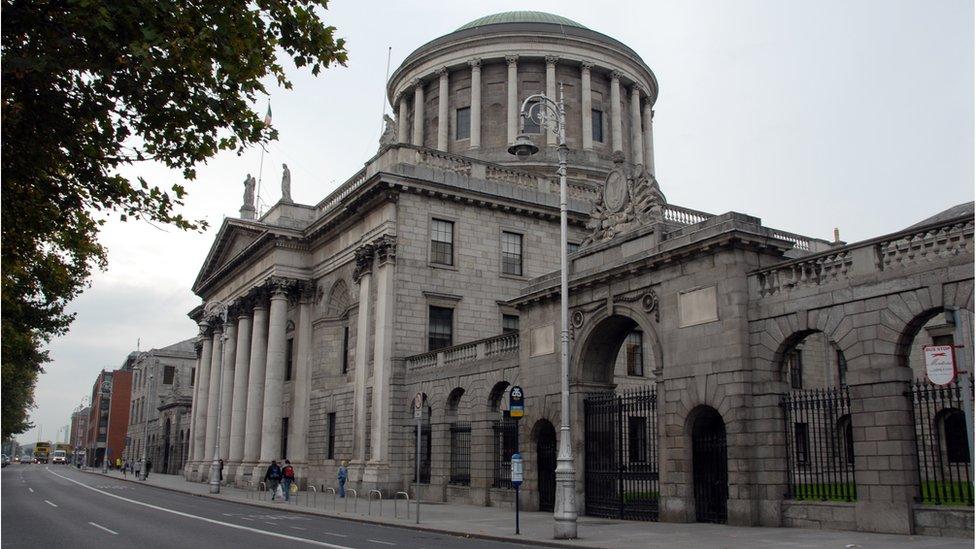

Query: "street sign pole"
(949, 308), (975, 482)
(509, 386), (525, 535)
(414, 392), (424, 524)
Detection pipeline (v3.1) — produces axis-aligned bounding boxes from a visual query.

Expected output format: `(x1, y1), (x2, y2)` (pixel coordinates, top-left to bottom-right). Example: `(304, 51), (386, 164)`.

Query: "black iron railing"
(781, 386), (857, 502)
(449, 421), (471, 486)
(583, 386), (659, 521)
(492, 417), (518, 488)
(412, 421), (431, 484)
(908, 376), (974, 506)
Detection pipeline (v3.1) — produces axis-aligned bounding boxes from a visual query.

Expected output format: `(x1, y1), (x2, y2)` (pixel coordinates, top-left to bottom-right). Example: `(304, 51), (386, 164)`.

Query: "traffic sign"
(509, 385), (524, 418)
(924, 345), (956, 386)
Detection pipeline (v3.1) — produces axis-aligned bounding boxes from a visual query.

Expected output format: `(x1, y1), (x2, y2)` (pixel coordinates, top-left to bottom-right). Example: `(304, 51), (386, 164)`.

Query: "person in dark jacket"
(264, 461), (282, 501)
(281, 460), (295, 502)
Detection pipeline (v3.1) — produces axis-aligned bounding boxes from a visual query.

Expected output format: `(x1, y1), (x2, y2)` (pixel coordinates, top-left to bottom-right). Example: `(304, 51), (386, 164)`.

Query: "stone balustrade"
(316, 167), (367, 215)
(752, 215), (974, 298)
(664, 204), (713, 226)
(406, 332), (519, 371)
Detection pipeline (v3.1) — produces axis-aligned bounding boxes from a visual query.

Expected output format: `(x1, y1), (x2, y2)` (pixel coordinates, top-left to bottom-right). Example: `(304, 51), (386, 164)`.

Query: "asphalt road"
(1, 465), (535, 549)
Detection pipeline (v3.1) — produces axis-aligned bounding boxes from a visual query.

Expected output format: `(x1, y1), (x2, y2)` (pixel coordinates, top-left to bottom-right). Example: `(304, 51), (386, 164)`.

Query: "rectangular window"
(795, 422), (809, 465)
(163, 365), (175, 385)
(502, 314), (519, 334)
(592, 109), (604, 142)
(789, 350), (803, 390)
(628, 416), (648, 463)
(501, 231), (523, 276)
(327, 413), (336, 460)
(456, 107), (471, 140)
(430, 219), (454, 266)
(523, 100), (541, 134)
(341, 326), (350, 374)
(285, 338), (294, 381)
(190, 367), (195, 387)
(428, 306), (453, 351)
(626, 331), (644, 376)
(281, 417), (289, 460)
(836, 350), (847, 387)
(567, 242), (580, 254)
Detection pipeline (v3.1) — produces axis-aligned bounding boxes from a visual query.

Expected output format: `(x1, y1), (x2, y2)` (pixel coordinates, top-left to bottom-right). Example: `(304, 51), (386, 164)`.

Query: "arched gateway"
(691, 407), (728, 523)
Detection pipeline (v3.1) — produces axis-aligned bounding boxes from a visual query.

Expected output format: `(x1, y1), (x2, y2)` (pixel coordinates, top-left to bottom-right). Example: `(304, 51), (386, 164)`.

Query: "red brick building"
(85, 369), (132, 466)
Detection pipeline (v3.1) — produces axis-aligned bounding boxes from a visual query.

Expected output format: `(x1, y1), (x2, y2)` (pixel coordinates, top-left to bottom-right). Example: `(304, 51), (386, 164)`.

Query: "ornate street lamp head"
(507, 134), (539, 160)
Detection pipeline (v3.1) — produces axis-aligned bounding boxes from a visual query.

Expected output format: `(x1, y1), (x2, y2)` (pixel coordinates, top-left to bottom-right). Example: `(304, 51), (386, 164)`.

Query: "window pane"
(592, 109), (604, 142)
(341, 326), (350, 374)
(789, 350), (803, 389)
(501, 231), (522, 276)
(431, 219), (454, 265)
(626, 331), (643, 376)
(286, 338), (294, 381)
(428, 306), (453, 351)
(567, 242), (580, 254)
(456, 107), (471, 140)
(327, 413), (336, 460)
(523, 101), (541, 134)
(502, 314), (519, 334)
(163, 366), (175, 385)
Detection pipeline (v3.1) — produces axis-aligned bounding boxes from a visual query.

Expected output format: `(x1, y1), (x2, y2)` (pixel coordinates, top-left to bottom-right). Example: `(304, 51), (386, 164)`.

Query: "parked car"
(1, 454), (9, 467)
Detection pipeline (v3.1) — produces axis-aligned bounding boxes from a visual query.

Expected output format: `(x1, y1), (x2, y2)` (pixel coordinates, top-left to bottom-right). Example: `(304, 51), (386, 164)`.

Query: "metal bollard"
(307, 485), (317, 507)
(325, 487), (336, 510)
(394, 491), (410, 519)
(345, 488), (357, 512)
(368, 490), (382, 516)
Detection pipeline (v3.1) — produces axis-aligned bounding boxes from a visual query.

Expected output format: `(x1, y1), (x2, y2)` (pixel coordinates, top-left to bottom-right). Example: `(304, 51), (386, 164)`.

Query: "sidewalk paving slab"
(76, 467), (971, 549)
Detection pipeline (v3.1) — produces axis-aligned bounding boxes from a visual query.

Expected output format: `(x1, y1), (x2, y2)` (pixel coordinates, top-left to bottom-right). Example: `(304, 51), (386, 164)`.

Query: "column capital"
(198, 320), (212, 337)
(374, 235), (397, 267)
(468, 58), (481, 69)
(610, 70), (622, 82)
(580, 61), (594, 71)
(265, 276), (298, 299)
(437, 66), (449, 77)
(505, 54), (519, 66)
(412, 77), (423, 90)
(353, 243), (375, 282)
(545, 55), (559, 66)
(630, 83), (645, 96)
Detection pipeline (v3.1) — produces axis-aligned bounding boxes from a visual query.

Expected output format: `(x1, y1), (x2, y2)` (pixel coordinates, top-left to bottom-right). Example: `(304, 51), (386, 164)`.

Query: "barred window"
(836, 349), (847, 386)
(502, 314), (519, 334)
(592, 109), (604, 142)
(162, 365), (175, 385)
(341, 326), (350, 374)
(501, 231), (523, 276)
(327, 413), (336, 460)
(492, 414), (518, 488)
(190, 367), (195, 387)
(428, 306), (453, 351)
(281, 417), (289, 460)
(430, 219), (454, 266)
(456, 107), (471, 140)
(567, 242), (580, 254)
(788, 350), (803, 390)
(450, 422), (471, 485)
(626, 331), (644, 376)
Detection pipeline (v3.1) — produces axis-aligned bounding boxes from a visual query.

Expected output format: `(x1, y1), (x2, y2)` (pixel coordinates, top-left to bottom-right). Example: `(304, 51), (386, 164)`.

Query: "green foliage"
(791, 482), (857, 502)
(919, 480), (973, 506)
(1, 0), (347, 438)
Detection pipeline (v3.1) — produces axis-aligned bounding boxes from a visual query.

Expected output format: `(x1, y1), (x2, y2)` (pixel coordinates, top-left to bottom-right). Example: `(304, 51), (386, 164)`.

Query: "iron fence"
(412, 421), (431, 484)
(781, 386), (856, 502)
(583, 386), (659, 521)
(492, 416), (518, 488)
(908, 375), (973, 506)
(449, 421), (471, 485)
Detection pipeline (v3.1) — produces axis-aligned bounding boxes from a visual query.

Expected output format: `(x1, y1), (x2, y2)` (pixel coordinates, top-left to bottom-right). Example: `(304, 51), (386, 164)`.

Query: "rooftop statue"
(580, 152), (667, 248)
(242, 174), (256, 209)
(281, 163), (292, 203)
(379, 114), (397, 149)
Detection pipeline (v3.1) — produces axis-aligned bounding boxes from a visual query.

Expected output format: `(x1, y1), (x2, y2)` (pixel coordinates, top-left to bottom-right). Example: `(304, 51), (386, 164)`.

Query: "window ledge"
(429, 262), (458, 272)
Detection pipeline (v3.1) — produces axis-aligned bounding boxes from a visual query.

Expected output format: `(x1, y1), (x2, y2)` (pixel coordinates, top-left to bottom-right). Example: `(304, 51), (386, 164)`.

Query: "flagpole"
(256, 100), (271, 217)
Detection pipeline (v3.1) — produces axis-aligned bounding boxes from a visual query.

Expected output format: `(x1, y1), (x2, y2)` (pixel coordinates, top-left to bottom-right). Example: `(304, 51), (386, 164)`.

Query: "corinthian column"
(580, 62), (593, 150)
(630, 85), (644, 165)
(259, 279), (291, 463)
(437, 68), (449, 150)
(351, 244), (374, 478)
(203, 324), (223, 477)
(288, 284), (314, 467)
(643, 104), (655, 176)
(506, 55), (519, 143)
(366, 236), (396, 482)
(412, 79), (424, 146)
(610, 71), (623, 153)
(397, 95), (409, 144)
(228, 303), (252, 469)
(186, 338), (203, 476)
(242, 295), (269, 474)
(545, 56), (558, 147)
(469, 59), (481, 149)
(191, 323), (212, 465)
(217, 317), (237, 462)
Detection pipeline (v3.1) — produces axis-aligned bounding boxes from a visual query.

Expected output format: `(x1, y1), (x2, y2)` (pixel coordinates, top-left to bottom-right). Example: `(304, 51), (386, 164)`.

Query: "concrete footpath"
(79, 467), (968, 548)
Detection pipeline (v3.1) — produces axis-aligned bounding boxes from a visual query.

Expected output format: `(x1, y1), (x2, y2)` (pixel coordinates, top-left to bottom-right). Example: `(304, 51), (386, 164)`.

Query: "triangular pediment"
(192, 219), (268, 294)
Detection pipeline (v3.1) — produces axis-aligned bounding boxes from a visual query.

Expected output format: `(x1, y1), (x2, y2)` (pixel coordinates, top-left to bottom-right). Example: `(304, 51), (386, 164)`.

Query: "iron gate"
(692, 409), (728, 524)
(537, 422), (557, 512)
(584, 386), (658, 521)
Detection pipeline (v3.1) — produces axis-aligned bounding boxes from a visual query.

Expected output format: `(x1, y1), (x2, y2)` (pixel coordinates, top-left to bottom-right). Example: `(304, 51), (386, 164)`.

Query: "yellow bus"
(33, 442), (51, 464)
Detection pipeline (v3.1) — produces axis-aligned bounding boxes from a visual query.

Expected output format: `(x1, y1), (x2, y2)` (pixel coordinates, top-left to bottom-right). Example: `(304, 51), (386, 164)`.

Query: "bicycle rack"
(344, 488), (358, 512)
(368, 490), (383, 516)
(394, 491), (410, 519)
(325, 487), (337, 510)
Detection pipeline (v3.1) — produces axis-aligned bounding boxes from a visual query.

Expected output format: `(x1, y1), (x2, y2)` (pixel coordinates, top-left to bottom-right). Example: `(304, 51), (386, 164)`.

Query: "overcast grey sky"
(19, 0), (973, 444)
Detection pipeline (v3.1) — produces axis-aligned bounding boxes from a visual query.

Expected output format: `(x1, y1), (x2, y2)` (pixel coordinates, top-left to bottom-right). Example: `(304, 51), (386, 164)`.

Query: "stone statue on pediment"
(281, 163), (292, 203)
(580, 153), (667, 248)
(240, 174), (257, 220)
(379, 114), (397, 149)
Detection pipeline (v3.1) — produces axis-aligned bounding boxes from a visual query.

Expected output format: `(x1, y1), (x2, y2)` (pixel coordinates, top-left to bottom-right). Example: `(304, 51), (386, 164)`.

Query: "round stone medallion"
(603, 170), (627, 213)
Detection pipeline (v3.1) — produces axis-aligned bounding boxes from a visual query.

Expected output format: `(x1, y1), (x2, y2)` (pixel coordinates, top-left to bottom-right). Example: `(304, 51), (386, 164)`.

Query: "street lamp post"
(508, 83), (577, 539)
(209, 302), (229, 494)
(138, 353), (157, 481)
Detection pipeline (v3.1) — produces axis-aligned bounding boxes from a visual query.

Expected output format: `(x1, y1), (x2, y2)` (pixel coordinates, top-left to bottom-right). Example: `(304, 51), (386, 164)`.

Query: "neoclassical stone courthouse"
(185, 12), (974, 536)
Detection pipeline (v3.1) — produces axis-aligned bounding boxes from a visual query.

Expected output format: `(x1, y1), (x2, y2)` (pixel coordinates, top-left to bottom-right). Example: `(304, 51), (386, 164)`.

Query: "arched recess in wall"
(572, 306), (662, 388)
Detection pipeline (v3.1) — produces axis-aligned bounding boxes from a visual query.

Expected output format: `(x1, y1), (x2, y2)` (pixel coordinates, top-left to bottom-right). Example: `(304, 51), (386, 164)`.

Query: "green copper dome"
(456, 11), (588, 32)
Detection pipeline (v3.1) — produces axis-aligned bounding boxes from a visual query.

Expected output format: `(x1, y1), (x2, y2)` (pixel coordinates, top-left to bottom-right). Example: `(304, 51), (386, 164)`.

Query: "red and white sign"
(923, 345), (957, 386)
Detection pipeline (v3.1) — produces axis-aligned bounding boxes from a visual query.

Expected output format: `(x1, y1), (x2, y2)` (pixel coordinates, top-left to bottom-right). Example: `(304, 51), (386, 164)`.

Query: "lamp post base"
(208, 459), (221, 493)
(553, 456), (578, 539)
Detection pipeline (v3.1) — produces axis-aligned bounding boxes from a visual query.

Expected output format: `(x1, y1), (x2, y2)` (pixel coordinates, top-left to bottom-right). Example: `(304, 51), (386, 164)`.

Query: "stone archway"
(533, 419), (557, 512)
(573, 308), (662, 387)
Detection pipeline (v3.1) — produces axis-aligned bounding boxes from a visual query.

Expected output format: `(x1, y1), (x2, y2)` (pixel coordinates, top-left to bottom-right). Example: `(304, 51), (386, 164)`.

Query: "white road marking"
(322, 532), (348, 538)
(47, 469), (354, 549)
(28, 488), (33, 493)
(368, 540), (395, 546)
(240, 517), (254, 521)
(44, 500), (58, 507)
(291, 526), (307, 531)
(266, 521), (278, 525)
(89, 522), (118, 535)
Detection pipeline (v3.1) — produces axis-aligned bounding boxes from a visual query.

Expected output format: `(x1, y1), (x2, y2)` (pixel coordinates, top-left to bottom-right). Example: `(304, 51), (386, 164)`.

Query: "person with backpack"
(281, 460), (295, 502)
(264, 460), (282, 501)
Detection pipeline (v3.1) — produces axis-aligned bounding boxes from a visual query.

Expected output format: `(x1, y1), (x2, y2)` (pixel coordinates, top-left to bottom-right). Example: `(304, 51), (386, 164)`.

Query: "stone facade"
(184, 11), (974, 537)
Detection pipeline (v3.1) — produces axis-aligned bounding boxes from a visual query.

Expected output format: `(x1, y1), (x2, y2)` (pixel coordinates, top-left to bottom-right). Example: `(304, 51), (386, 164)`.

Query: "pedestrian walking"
(145, 458), (152, 480)
(337, 460), (348, 498)
(219, 459), (224, 483)
(281, 460), (295, 502)
(122, 459), (128, 478)
(115, 457), (121, 470)
(264, 460), (282, 501)
(135, 459), (143, 480)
